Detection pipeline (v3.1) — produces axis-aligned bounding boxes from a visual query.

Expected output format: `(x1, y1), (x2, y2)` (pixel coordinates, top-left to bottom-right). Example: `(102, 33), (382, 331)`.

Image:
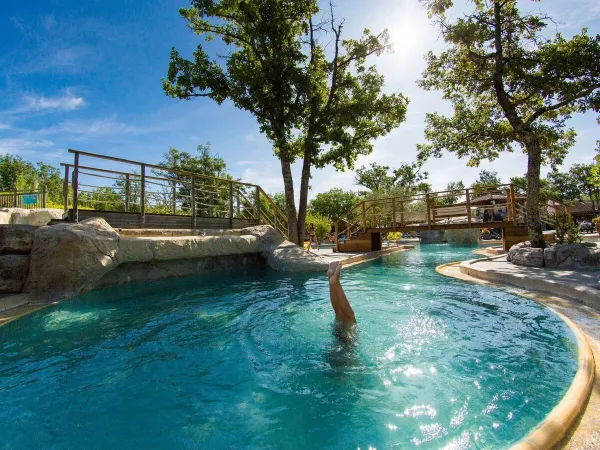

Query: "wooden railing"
(337, 184), (519, 235)
(62, 149), (288, 237)
(0, 188), (47, 209)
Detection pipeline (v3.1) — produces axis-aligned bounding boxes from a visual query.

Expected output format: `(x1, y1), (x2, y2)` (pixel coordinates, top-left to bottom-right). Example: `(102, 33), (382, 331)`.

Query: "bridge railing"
(337, 184), (521, 235)
(62, 149), (288, 237)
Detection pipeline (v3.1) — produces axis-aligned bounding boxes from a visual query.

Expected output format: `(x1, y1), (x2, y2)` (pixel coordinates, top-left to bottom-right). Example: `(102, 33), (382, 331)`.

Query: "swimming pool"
(0, 245), (577, 449)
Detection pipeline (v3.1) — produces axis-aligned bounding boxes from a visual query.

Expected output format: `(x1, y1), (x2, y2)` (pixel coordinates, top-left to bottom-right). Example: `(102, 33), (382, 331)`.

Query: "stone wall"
(0, 219), (329, 302)
(507, 241), (600, 268)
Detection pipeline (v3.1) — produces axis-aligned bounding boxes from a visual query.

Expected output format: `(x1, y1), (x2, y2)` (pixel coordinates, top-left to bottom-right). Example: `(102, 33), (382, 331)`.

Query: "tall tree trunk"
(279, 153), (299, 244)
(297, 142), (312, 246)
(524, 137), (545, 248)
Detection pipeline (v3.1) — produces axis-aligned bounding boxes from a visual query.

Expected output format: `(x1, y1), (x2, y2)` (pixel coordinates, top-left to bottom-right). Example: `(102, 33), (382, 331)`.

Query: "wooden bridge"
(60, 149), (289, 236)
(334, 185), (568, 252)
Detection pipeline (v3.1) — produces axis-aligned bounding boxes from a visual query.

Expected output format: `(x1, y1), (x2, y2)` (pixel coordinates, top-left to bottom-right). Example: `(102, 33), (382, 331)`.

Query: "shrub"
(592, 216), (600, 224)
(554, 212), (582, 244)
(305, 213), (331, 241)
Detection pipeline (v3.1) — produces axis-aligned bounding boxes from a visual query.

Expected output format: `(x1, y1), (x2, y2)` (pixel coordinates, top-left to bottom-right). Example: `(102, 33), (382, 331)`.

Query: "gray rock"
(511, 247), (545, 267)
(0, 225), (37, 255)
(0, 208), (64, 226)
(225, 225), (329, 272)
(507, 241), (531, 262)
(544, 244), (600, 269)
(23, 217), (120, 300)
(0, 254), (30, 293)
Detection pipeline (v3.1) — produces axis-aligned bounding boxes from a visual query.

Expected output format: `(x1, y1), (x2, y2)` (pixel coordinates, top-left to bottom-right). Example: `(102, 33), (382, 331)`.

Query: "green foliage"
(355, 163), (395, 192)
(554, 212), (582, 244)
(0, 155), (64, 204)
(437, 180), (465, 205)
(355, 161), (430, 194)
(418, 0), (600, 247)
(270, 192), (286, 213)
(592, 216), (600, 224)
(156, 143), (232, 216)
(308, 188), (361, 221)
(305, 213), (331, 240)
(164, 0), (408, 243)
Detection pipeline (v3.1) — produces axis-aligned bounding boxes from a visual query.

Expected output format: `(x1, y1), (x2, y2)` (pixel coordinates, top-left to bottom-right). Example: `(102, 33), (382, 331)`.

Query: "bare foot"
(327, 261), (341, 282)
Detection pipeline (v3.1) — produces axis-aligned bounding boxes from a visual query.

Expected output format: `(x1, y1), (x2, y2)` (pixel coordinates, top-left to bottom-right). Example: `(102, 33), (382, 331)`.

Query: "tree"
(0, 155), (36, 192)
(438, 180), (465, 205)
(354, 163), (395, 192)
(418, 0), (600, 247)
(355, 161), (430, 193)
(164, 0), (408, 244)
(308, 188), (361, 221)
(270, 192), (286, 213)
(510, 175), (558, 203)
(475, 170), (501, 187)
(155, 143), (232, 216)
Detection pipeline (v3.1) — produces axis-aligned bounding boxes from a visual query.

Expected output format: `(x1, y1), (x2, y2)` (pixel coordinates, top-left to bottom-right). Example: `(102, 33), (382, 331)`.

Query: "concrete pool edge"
(436, 261), (597, 450)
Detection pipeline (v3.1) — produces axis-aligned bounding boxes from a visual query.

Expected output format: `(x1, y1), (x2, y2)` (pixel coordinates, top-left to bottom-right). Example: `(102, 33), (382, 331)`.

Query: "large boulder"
(0, 254), (30, 293)
(544, 243), (600, 269)
(225, 225), (329, 272)
(507, 241), (530, 262)
(0, 208), (64, 226)
(0, 225), (36, 255)
(511, 247), (545, 267)
(23, 217), (120, 300)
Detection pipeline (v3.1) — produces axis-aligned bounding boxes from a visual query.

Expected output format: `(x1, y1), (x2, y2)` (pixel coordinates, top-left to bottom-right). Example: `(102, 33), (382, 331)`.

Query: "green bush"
(554, 212), (582, 244)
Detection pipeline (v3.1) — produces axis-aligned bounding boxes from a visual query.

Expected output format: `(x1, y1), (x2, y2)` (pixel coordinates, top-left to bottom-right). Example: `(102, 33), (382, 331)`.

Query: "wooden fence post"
(400, 201), (404, 227)
(466, 188), (472, 227)
(255, 186), (261, 223)
(510, 184), (517, 226)
(334, 222), (339, 252)
(229, 181), (234, 229)
(73, 152), (80, 222)
(171, 182), (177, 215)
(42, 186), (47, 208)
(191, 176), (196, 228)
(125, 174), (130, 212)
(392, 198), (396, 231)
(140, 163), (146, 228)
(63, 165), (70, 212)
(426, 193), (431, 230)
(362, 201), (367, 231)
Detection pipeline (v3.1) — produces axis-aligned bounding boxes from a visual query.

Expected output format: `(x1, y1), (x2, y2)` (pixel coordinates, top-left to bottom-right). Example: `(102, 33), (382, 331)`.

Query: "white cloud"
(19, 92), (85, 113)
(0, 138), (55, 155)
(0, 123), (11, 130)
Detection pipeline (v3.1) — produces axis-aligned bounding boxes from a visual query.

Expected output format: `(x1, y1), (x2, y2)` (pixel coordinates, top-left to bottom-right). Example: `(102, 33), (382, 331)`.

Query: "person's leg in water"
(327, 261), (356, 324)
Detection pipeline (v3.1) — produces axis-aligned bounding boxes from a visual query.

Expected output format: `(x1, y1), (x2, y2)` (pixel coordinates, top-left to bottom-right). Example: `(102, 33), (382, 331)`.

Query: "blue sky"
(1, 0), (599, 199)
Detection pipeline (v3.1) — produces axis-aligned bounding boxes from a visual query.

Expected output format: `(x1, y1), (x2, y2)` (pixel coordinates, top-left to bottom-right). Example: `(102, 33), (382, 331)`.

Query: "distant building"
(568, 200), (600, 222)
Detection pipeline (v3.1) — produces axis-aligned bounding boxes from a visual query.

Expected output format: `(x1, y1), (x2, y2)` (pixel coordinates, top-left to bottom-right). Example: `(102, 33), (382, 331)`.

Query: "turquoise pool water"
(0, 245), (577, 449)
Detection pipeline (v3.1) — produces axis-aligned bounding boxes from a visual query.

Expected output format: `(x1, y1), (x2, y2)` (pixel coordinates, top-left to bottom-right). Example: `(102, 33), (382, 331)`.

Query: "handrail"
(68, 149), (259, 188)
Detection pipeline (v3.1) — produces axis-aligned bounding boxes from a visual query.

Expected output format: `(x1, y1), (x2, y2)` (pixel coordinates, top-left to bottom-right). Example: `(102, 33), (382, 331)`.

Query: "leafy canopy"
(308, 188), (361, 221)
(418, 0), (600, 168)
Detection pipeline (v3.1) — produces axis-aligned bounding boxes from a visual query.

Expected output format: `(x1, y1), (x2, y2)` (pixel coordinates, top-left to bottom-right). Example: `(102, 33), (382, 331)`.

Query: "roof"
(569, 200), (600, 216)
(457, 193), (527, 206)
